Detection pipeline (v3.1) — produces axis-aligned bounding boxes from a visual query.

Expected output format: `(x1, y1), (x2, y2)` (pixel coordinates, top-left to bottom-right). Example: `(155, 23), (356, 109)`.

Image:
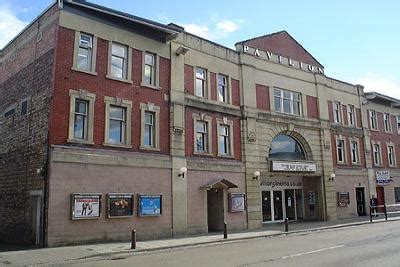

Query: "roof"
(365, 92), (400, 107)
(64, 0), (183, 35)
(235, 30), (323, 68)
(200, 179), (238, 189)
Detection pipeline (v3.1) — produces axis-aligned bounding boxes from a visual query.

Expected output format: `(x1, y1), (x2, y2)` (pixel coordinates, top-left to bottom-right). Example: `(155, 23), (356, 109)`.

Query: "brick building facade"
(1, 0), (400, 247)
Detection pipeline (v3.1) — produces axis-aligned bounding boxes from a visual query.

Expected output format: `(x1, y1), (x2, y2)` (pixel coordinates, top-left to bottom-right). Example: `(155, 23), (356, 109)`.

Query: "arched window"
(269, 134), (306, 160)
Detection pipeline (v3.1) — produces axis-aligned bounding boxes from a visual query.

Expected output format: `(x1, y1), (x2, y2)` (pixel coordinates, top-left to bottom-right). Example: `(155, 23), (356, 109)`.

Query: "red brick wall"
(231, 78), (240, 106)
(256, 84), (270, 111)
(342, 105), (348, 125)
(327, 101), (333, 122)
(210, 72), (217, 101)
(356, 108), (362, 128)
(185, 107), (241, 161)
(331, 134), (366, 168)
(184, 64), (194, 95)
(50, 27), (170, 154)
(306, 95), (319, 119)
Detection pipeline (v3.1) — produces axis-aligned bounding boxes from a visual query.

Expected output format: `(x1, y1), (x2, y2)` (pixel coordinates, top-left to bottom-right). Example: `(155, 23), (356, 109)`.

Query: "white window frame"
(336, 137), (346, 164)
(369, 110), (378, 130)
(140, 102), (160, 151)
(103, 96), (132, 148)
(193, 113), (212, 154)
(372, 142), (382, 166)
(216, 118), (234, 157)
(195, 67), (207, 98)
(68, 89), (96, 144)
(333, 101), (342, 123)
(350, 139), (360, 164)
(107, 42), (132, 83)
(72, 32), (97, 75)
(274, 88), (302, 116)
(387, 144), (396, 167)
(141, 52), (160, 89)
(347, 105), (356, 127)
(217, 74), (230, 104)
(384, 113), (392, 133)
(397, 115), (400, 135)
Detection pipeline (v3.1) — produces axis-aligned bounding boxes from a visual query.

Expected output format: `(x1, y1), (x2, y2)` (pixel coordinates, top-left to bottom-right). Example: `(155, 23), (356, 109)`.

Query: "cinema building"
(1, 0), (398, 247)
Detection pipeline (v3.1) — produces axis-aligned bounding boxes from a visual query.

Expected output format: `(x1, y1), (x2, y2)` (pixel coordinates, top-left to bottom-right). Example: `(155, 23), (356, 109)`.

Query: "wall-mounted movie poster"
(107, 193), (134, 218)
(71, 193), (101, 220)
(138, 194), (162, 217)
(229, 193), (246, 213)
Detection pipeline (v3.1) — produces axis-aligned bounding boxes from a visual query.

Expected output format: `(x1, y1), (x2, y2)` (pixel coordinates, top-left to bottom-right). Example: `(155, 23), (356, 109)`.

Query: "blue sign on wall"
(138, 195), (162, 217)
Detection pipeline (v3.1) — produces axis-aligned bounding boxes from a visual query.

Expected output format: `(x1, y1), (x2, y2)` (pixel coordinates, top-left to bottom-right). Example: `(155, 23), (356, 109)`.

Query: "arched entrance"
(262, 132), (318, 223)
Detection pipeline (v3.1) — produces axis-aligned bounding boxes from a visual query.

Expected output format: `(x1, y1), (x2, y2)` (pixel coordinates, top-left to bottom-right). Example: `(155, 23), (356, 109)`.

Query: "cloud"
(183, 23), (210, 39)
(216, 20), (238, 33)
(354, 73), (400, 100)
(0, 6), (27, 48)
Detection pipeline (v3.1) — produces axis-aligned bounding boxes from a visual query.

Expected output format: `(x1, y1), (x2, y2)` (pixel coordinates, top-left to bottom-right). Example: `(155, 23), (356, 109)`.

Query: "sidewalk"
(1, 215), (399, 266)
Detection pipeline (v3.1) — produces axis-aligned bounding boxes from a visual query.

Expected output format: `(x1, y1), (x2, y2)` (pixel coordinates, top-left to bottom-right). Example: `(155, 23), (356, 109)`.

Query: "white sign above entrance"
(376, 170), (392, 186)
(271, 161), (317, 172)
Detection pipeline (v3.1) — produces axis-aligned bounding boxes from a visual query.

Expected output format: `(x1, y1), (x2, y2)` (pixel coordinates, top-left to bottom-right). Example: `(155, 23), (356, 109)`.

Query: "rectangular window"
(144, 111), (155, 147)
(388, 145), (395, 167)
(73, 99), (89, 140)
(369, 110), (378, 130)
(219, 125), (230, 155)
(350, 141), (359, 164)
(337, 139), (345, 163)
(397, 115), (400, 134)
(4, 107), (15, 118)
(274, 88), (301, 115)
(196, 121), (208, 152)
(373, 144), (381, 165)
(111, 43), (128, 79)
(348, 105), (355, 126)
(195, 68), (207, 98)
(21, 100), (28, 116)
(108, 105), (126, 144)
(77, 33), (93, 71)
(384, 113), (392, 132)
(218, 74), (228, 103)
(333, 101), (341, 123)
(144, 52), (155, 85)
(395, 188), (400, 203)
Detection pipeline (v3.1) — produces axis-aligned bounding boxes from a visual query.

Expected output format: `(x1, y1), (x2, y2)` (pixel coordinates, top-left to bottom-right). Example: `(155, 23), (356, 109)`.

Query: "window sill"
(139, 146), (161, 152)
(217, 154), (235, 159)
(67, 138), (95, 145)
(71, 67), (97, 76)
(103, 142), (132, 149)
(370, 128), (379, 132)
(140, 82), (161, 90)
(193, 152), (213, 157)
(106, 75), (133, 84)
(384, 130), (393, 134)
(273, 111), (302, 117)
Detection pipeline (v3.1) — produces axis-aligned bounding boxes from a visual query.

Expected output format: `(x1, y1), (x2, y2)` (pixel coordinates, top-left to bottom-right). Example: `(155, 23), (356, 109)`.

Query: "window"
(104, 96), (132, 148)
(140, 103), (160, 150)
(195, 68), (207, 98)
(21, 100), (28, 116)
(384, 113), (392, 132)
(348, 105), (355, 126)
(73, 99), (89, 140)
(274, 88), (301, 115)
(333, 101), (341, 123)
(395, 188), (400, 203)
(217, 118), (234, 157)
(144, 52), (156, 85)
(336, 139), (345, 163)
(68, 90), (95, 144)
(397, 115), (400, 134)
(73, 32), (97, 73)
(110, 43), (128, 79)
(388, 145), (395, 167)
(369, 110), (378, 130)
(4, 107), (15, 118)
(350, 140), (359, 164)
(196, 121), (208, 152)
(269, 134), (306, 160)
(373, 143), (381, 166)
(218, 74), (228, 103)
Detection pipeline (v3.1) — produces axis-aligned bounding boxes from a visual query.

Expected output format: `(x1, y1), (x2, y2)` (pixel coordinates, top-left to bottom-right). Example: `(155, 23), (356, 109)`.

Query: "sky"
(1, 0), (399, 99)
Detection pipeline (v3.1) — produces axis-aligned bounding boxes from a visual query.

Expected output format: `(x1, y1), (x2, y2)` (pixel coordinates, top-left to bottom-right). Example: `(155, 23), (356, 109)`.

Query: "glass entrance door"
(285, 189), (296, 220)
(273, 191), (283, 221)
(262, 191), (272, 221)
(295, 189), (304, 220)
(262, 189), (304, 223)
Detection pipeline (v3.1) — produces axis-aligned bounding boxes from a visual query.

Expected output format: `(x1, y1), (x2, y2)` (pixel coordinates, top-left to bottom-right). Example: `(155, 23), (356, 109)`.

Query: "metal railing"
(369, 203), (400, 222)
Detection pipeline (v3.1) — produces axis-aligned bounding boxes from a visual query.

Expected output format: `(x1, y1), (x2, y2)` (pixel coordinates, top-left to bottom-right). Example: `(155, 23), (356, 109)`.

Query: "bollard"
(131, 229), (136, 249)
(384, 204), (388, 221)
(284, 218), (289, 232)
(369, 206), (373, 223)
(223, 222), (228, 239)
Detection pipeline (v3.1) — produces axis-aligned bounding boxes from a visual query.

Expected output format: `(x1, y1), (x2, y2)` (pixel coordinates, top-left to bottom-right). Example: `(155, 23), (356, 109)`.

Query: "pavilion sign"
(271, 160), (317, 172)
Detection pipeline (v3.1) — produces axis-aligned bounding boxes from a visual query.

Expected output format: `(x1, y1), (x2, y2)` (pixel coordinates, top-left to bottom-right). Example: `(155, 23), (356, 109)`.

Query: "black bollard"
(131, 229), (136, 249)
(384, 204), (388, 221)
(369, 206), (373, 223)
(223, 222), (228, 239)
(284, 218), (289, 232)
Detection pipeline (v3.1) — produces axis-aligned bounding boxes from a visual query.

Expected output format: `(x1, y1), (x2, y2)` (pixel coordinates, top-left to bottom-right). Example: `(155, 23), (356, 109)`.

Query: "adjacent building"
(1, 0), (399, 247)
